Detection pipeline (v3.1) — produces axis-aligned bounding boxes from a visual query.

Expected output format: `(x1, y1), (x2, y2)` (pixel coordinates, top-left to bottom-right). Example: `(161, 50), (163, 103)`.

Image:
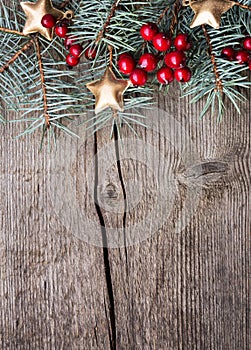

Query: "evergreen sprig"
(179, 1), (251, 119)
(0, 0), (82, 142)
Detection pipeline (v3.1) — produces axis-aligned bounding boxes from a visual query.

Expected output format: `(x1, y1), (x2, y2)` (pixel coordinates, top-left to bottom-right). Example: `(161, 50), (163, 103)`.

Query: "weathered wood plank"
(0, 82), (250, 349)
(93, 88), (250, 349)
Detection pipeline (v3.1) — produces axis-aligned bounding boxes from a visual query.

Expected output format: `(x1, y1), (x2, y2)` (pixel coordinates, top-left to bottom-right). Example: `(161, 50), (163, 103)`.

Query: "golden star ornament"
(21, 0), (70, 40)
(183, 0), (235, 29)
(86, 67), (131, 115)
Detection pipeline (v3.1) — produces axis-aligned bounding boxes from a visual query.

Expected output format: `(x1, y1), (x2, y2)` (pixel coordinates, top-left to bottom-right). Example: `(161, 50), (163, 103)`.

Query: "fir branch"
(234, 1), (251, 11)
(34, 37), (50, 129)
(169, 0), (182, 36)
(96, 0), (123, 43)
(0, 39), (33, 73)
(157, 5), (172, 25)
(0, 27), (26, 36)
(202, 25), (223, 95)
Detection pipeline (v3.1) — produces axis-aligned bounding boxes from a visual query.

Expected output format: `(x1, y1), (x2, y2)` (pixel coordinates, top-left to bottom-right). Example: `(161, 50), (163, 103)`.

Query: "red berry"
(84, 47), (97, 60)
(118, 53), (134, 62)
(249, 60), (251, 70)
(140, 22), (159, 41)
(174, 33), (191, 51)
(164, 51), (186, 69)
(235, 50), (250, 64)
(64, 35), (76, 49)
(55, 23), (68, 38)
(130, 68), (148, 86)
(152, 33), (171, 52)
(157, 67), (174, 84)
(138, 53), (158, 72)
(66, 54), (79, 67)
(41, 14), (56, 29)
(118, 55), (136, 74)
(174, 67), (192, 83)
(69, 44), (83, 58)
(221, 46), (235, 61)
(243, 37), (251, 51)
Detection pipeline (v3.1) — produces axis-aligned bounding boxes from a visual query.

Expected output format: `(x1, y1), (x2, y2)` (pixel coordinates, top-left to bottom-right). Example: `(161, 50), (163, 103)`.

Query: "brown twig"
(157, 5), (171, 25)
(202, 25), (223, 94)
(108, 45), (113, 67)
(59, 0), (71, 9)
(96, 0), (122, 43)
(233, 2), (251, 11)
(34, 37), (50, 128)
(0, 27), (26, 36)
(0, 39), (34, 73)
(169, 0), (182, 36)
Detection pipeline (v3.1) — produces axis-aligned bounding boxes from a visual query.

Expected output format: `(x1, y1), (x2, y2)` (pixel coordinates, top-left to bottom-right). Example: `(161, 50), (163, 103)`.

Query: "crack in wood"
(113, 124), (128, 264)
(94, 130), (117, 350)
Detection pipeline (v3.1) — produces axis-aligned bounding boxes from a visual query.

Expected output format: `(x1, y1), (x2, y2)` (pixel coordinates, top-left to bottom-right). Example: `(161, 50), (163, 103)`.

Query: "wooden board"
(0, 82), (250, 349)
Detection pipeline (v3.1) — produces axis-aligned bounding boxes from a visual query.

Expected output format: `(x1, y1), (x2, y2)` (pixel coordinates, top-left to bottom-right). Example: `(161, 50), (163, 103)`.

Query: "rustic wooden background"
(0, 79), (250, 350)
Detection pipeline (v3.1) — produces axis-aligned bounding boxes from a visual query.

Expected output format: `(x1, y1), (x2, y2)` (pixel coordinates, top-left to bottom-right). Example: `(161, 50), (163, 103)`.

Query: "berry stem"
(34, 37), (50, 129)
(96, 0), (122, 44)
(169, 0), (182, 36)
(202, 25), (223, 94)
(0, 39), (34, 73)
(108, 45), (113, 67)
(233, 2), (251, 11)
(157, 5), (171, 25)
(59, 0), (71, 9)
(0, 27), (27, 37)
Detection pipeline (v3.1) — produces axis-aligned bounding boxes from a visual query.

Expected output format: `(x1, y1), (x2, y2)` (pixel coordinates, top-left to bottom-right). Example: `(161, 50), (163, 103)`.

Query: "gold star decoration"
(86, 67), (131, 115)
(183, 0), (235, 29)
(21, 0), (72, 40)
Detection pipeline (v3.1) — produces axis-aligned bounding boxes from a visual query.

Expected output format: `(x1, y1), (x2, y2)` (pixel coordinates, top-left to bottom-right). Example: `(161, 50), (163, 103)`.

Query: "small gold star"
(86, 67), (131, 115)
(185, 0), (235, 29)
(21, 0), (65, 40)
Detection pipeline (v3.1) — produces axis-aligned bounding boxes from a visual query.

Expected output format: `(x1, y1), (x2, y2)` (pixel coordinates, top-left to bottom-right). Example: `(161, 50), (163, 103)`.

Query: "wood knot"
(178, 161), (230, 188)
(103, 183), (119, 199)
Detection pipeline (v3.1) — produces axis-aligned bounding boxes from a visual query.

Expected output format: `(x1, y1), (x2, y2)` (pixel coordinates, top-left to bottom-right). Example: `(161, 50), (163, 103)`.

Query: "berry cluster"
(221, 36), (251, 70)
(117, 22), (192, 87)
(41, 13), (69, 38)
(41, 13), (97, 67)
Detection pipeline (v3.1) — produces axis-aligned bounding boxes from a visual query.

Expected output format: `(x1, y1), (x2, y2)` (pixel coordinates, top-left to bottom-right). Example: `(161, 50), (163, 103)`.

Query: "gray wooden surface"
(0, 84), (250, 350)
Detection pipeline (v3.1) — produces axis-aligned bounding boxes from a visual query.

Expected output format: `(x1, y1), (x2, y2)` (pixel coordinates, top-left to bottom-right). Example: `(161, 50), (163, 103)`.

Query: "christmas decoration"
(86, 67), (131, 115)
(66, 53), (79, 66)
(174, 33), (192, 51)
(235, 50), (250, 64)
(140, 22), (159, 41)
(69, 44), (83, 57)
(139, 53), (158, 72)
(1, 0), (251, 143)
(54, 21), (69, 38)
(174, 67), (192, 82)
(129, 68), (148, 86)
(152, 33), (172, 51)
(118, 54), (136, 75)
(157, 67), (174, 84)
(41, 14), (57, 29)
(0, 0), (80, 139)
(21, 0), (73, 40)
(183, 0), (235, 29)
(243, 37), (251, 51)
(221, 47), (235, 60)
(164, 51), (186, 69)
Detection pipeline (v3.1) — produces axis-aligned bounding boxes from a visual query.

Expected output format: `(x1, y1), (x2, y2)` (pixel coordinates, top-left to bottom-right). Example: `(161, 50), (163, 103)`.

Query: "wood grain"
(0, 1), (250, 345)
(0, 82), (249, 349)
